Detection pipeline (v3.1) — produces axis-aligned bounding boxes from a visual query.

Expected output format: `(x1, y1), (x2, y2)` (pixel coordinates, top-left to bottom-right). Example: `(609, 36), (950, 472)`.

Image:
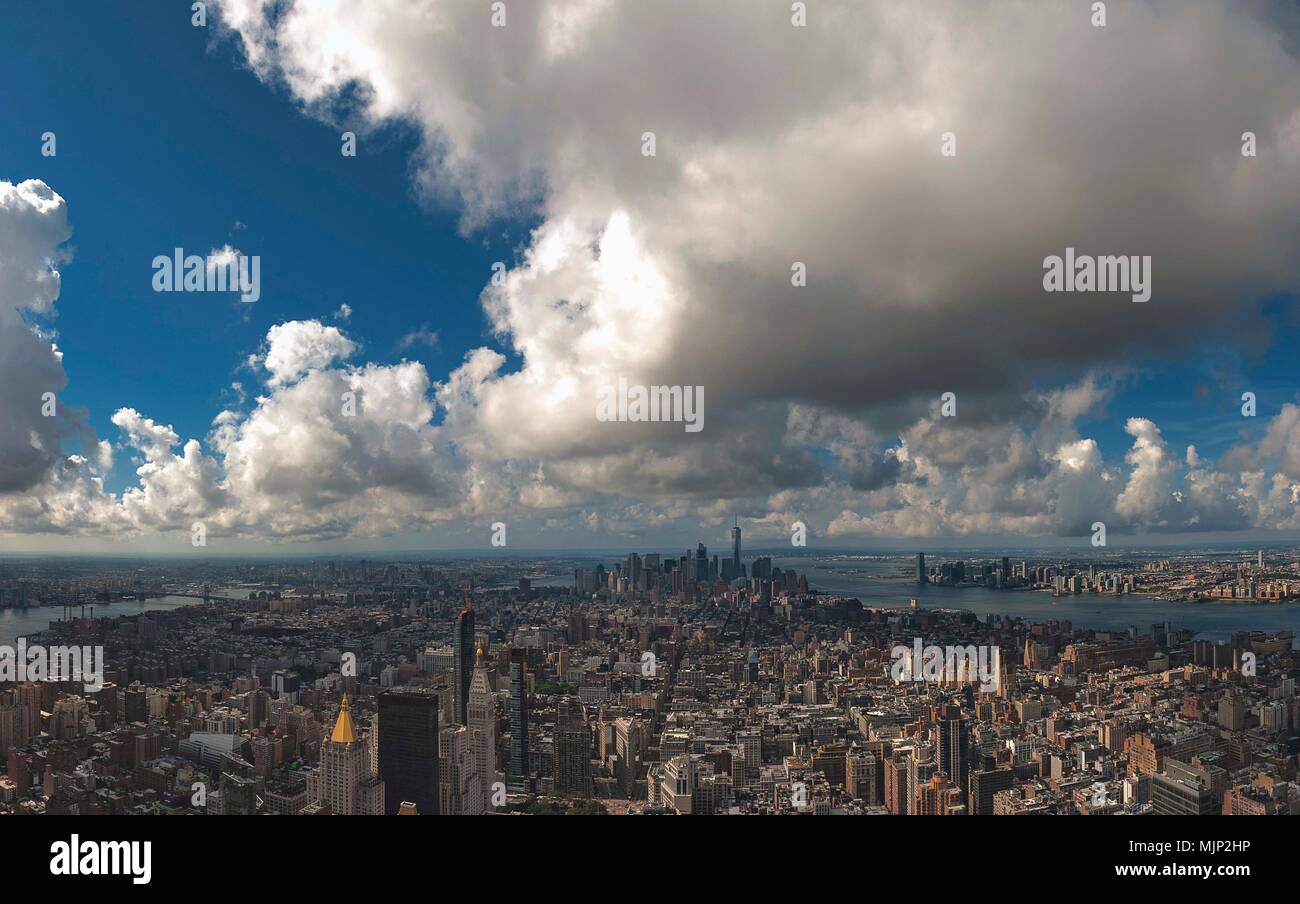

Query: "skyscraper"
(248, 689), (269, 730)
(553, 697), (592, 796)
(317, 695), (384, 815)
(917, 552), (927, 583)
(378, 687), (440, 815)
(509, 649), (530, 789)
(969, 766), (1014, 815)
(439, 723), (483, 815)
(935, 704), (970, 803)
(906, 751), (936, 815)
(884, 754), (908, 815)
(453, 586), (475, 725)
(468, 642), (499, 807)
(731, 518), (742, 579)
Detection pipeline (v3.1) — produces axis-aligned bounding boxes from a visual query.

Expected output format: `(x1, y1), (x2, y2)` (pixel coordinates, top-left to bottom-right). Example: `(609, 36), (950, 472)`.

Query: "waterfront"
(0, 595), (201, 647)
(535, 552), (1299, 643)
(773, 556), (1300, 644)
(4, 555), (1295, 650)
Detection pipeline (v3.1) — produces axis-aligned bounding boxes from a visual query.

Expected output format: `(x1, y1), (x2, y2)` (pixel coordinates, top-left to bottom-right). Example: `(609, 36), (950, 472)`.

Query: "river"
(773, 556), (1299, 644)
(0, 595), (201, 647)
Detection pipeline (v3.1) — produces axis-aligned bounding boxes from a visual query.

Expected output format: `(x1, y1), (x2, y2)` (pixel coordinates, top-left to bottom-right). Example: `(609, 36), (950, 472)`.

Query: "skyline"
(0, 543), (1294, 823)
(3, 1), (1300, 556)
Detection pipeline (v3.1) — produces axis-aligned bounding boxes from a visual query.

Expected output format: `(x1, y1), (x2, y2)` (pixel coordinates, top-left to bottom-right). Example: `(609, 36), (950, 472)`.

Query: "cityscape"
(0, 528), (1295, 817)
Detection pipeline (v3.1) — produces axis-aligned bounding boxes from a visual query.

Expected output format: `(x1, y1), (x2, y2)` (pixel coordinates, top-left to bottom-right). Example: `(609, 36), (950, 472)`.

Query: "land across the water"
(767, 555), (1298, 644)
(531, 552), (1299, 644)
(3, 551), (1296, 648)
(0, 594), (200, 648)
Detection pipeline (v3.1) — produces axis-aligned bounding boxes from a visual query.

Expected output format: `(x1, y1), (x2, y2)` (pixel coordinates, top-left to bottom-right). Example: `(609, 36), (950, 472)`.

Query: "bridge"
(161, 592), (244, 603)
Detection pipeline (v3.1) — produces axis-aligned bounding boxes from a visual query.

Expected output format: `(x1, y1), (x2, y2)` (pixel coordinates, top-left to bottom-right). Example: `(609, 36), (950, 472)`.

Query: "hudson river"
(775, 556), (1298, 644)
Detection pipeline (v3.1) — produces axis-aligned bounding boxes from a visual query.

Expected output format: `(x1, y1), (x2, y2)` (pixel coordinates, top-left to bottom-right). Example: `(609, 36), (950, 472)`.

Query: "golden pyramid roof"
(331, 693), (358, 744)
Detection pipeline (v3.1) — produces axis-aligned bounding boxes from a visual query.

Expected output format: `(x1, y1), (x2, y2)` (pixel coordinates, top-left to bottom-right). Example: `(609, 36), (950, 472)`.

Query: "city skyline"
(0, 543), (1294, 821)
(2, 2), (1300, 555)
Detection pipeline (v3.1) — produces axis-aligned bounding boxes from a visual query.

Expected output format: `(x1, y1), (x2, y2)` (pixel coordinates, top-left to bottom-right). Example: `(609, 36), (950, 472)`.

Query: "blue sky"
(0, 2), (528, 496)
(1, 1), (1298, 552)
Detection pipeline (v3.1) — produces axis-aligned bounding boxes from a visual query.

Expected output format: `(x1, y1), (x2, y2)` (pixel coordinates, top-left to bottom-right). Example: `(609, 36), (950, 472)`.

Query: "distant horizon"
(5, 537), (1300, 562)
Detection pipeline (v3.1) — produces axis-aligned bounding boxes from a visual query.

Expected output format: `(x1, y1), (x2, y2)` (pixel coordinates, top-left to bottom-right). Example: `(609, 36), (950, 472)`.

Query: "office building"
(553, 697), (592, 796)
(509, 649), (530, 788)
(317, 695), (384, 815)
(453, 587), (475, 725)
(378, 687), (440, 815)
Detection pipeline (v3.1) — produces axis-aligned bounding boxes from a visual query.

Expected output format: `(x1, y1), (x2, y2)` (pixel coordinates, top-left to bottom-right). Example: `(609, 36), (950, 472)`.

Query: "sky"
(1, 0), (1300, 554)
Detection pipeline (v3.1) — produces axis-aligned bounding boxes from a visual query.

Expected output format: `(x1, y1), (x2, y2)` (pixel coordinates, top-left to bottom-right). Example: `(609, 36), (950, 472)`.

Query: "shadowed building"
(453, 587), (475, 725)
(509, 650), (530, 789)
(554, 697), (592, 796)
(378, 687), (440, 815)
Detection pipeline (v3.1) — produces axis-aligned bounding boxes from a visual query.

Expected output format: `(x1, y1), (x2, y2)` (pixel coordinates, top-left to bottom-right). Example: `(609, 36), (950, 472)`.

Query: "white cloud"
(210, 0), (1300, 504)
(7, 1), (1300, 545)
(396, 326), (438, 352)
(206, 244), (241, 272)
(261, 320), (357, 387)
(0, 180), (84, 494)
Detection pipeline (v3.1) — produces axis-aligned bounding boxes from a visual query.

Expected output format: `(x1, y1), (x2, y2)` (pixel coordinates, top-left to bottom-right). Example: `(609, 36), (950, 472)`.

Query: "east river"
(0, 595), (200, 648)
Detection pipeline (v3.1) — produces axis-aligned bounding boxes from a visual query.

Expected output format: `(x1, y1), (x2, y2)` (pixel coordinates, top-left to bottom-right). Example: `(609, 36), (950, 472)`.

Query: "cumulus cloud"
(261, 320), (357, 387)
(209, 0), (1300, 498)
(213, 356), (466, 539)
(0, 180), (88, 494)
(213, 0), (1300, 430)
(3, 310), (1300, 545)
(7, 0), (1300, 545)
(1258, 403), (1300, 479)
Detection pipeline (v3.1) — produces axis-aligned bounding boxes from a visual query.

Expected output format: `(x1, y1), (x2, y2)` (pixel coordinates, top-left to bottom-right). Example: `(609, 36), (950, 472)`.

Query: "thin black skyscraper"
(732, 517), (742, 579)
(509, 649), (530, 788)
(453, 586), (475, 725)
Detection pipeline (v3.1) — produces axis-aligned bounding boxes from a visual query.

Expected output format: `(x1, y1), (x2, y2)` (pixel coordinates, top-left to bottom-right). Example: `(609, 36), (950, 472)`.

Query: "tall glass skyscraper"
(509, 649), (530, 788)
(731, 518), (742, 578)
